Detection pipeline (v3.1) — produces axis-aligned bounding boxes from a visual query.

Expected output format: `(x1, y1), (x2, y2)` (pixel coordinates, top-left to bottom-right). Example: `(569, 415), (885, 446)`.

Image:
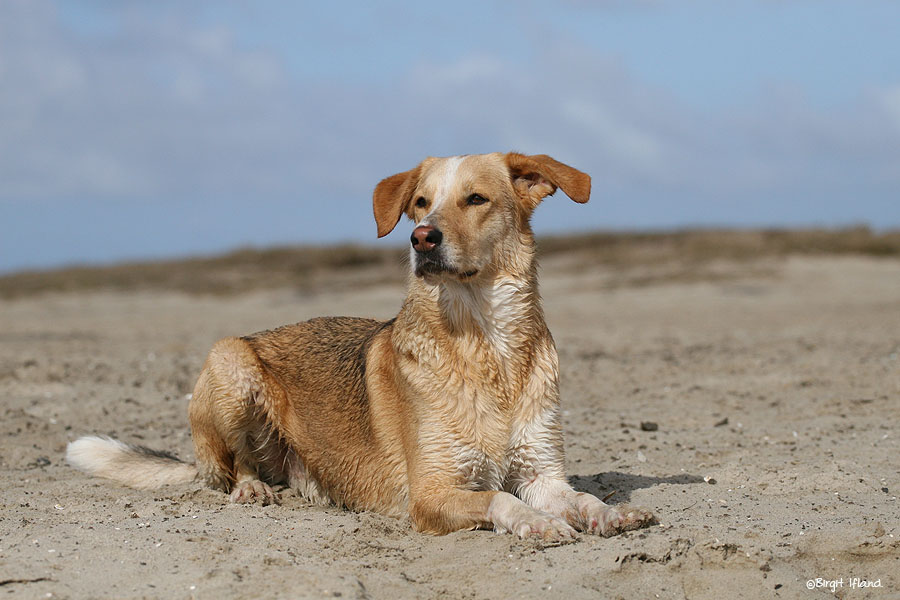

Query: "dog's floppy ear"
(373, 165), (422, 238)
(505, 153), (591, 209)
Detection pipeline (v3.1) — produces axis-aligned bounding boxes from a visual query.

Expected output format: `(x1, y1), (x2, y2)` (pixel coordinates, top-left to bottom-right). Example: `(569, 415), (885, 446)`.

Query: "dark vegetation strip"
(1, 227), (897, 299)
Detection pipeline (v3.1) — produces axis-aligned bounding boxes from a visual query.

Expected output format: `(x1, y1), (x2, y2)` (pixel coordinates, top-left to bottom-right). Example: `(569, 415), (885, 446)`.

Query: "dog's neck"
(439, 274), (536, 356)
(407, 246), (544, 362)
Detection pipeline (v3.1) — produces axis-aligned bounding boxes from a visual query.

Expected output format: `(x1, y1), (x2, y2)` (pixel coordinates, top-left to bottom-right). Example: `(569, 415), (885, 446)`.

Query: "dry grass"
(537, 226), (900, 263)
(0, 245), (401, 299)
(1, 227), (897, 299)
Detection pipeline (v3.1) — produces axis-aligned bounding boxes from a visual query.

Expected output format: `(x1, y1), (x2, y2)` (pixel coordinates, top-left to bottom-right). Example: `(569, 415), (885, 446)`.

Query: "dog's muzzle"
(414, 251), (451, 277)
(414, 251), (478, 280)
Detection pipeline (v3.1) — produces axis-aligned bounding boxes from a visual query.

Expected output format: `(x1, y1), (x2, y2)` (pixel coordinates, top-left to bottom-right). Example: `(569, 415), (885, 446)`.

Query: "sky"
(2, 0), (899, 273)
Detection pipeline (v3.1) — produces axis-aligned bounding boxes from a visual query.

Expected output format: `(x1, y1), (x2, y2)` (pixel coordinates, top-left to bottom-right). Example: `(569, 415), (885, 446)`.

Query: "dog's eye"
(467, 194), (489, 206)
(415, 197), (427, 208)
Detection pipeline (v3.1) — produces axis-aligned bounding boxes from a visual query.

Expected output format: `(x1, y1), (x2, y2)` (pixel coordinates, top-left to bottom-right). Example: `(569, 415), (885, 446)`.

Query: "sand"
(1, 251), (898, 599)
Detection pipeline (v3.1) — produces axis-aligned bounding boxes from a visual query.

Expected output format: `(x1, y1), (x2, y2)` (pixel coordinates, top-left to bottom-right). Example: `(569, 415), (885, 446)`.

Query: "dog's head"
(373, 152), (590, 282)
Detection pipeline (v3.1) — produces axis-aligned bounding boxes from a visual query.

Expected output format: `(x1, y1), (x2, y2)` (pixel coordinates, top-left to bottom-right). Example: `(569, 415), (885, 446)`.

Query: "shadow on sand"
(569, 471), (706, 503)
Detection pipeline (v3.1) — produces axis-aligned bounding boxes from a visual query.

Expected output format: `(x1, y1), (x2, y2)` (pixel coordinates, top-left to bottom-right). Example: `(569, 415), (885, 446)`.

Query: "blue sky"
(2, 0), (899, 273)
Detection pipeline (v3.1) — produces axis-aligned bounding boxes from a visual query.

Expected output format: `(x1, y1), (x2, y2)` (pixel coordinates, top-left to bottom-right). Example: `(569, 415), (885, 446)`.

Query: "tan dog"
(67, 152), (655, 541)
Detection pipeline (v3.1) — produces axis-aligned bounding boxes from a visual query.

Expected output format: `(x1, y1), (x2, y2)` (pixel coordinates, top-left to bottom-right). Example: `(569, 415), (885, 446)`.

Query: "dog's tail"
(66, 435), (198, 489)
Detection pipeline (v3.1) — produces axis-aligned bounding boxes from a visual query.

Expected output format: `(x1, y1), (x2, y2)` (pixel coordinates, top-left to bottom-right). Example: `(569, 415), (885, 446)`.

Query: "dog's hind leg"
(189, 337), (281, 505)
(188, 367), (232, 493)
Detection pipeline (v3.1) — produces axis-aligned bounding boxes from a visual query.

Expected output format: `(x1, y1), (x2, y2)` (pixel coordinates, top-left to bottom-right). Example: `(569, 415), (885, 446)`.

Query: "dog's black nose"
(411, 225), (443, 252)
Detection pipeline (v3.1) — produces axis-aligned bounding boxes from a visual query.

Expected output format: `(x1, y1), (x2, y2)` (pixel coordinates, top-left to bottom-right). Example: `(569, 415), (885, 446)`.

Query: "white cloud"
(880, 85), (900, 134)
(413, 56), (506, 87)
(560, 98), (664, 170)
(2, 1), (897, 205)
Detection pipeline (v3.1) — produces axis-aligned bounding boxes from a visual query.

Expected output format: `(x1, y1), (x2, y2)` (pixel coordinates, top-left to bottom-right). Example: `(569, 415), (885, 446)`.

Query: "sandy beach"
(1, 234), (898, 599)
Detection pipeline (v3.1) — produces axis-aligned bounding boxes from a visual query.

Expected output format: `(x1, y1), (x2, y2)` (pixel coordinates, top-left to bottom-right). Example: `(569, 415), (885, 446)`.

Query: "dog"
(67, 152), (655, 541)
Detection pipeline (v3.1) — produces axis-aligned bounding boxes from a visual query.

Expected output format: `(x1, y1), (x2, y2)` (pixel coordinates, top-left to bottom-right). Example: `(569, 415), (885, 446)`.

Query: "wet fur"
(67, 152), (655, 540)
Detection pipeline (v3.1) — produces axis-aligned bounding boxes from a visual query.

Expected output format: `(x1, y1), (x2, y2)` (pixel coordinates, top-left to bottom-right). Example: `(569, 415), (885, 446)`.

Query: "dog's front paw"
(581, 501), (655, 537)
(489, 492), (577, 543)
(511, 512), (578, 543)
(229, 479), (279, 506)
